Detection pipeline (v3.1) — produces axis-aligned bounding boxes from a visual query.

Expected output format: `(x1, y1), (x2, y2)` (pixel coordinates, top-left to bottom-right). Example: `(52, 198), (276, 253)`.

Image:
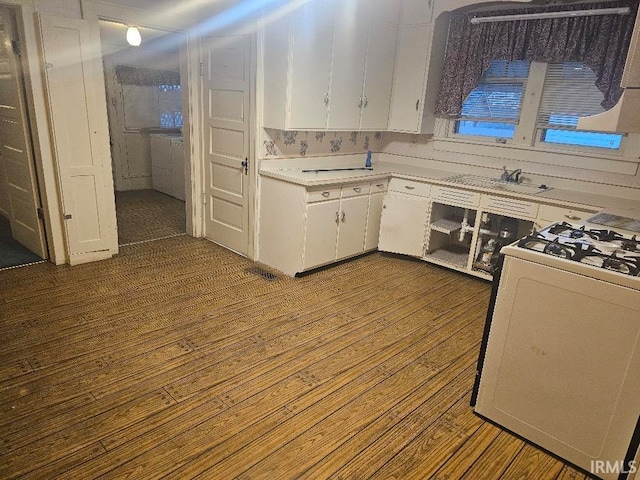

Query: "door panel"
(288, 0), (334, 129)
(378, 192), (429, 257)
(360, 19), (398, 130)
(0, 8), (47, 258)
(365, 191), (384, 250)
(202, 34), (250, 255)
(326, 0), (368, 130)
(303, 199), (339, 270)
(336, 195), (368, 259)
(39, 15), (117, 261)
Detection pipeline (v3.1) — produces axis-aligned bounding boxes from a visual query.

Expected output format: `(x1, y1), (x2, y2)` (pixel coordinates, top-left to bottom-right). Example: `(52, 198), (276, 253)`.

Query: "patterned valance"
(435, 0), (639, 116)
(115, 65), (180, 86)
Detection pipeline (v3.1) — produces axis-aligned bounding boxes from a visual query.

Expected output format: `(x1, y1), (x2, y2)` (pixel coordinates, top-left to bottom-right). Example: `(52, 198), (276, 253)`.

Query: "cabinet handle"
(564, 214), (581, 220)
(375, 184), (384, 188)
(358, 96), (363, 108)
(404, 185), (415, 190)
(416, 100), (420, 111)
(363, 96), (368, 108)
(335, 211), (340, 224)
(353, 187), (361, 193)
(341, 211), (346, 223)
(321, 191), (330, 197)
(324, 92), (329, 106)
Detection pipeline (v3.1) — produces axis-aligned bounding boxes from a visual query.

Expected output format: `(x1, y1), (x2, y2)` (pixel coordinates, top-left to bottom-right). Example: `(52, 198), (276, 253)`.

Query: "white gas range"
(473, 221), (640, 480)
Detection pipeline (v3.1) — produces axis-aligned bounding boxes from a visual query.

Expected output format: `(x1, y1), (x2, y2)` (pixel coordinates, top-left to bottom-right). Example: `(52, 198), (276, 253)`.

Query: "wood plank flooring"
(0, 236), (591, 479)
(115, 189), (186, 245)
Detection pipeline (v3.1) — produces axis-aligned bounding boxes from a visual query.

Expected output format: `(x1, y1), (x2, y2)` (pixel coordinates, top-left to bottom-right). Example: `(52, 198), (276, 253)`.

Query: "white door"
(39, 15), (117, 262)
(387, 24), (430, 133)
(360, 18), (398, 130)
(326, 0), (368, 130)
(303, 199), (339, 270)
(0, 8), (47, 258)
(336, 195), (368, 259)
(365, 190), (385, 251)
(378, 192), (429, 257)
(288, 0), (334, 129)
(202, 34), (251, 255)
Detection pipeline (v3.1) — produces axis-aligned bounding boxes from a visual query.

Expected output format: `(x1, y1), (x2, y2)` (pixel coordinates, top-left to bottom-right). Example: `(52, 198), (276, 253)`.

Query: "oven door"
(473, 254), (640, 480)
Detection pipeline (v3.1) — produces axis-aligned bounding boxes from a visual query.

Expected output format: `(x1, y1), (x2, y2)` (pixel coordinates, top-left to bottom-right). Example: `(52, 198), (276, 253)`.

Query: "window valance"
(435, 1), (639, 117)
(115, 65), (180, 86)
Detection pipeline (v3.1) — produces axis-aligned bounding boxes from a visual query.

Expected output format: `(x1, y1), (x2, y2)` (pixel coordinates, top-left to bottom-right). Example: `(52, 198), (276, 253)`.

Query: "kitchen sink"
(442, 174), (551, 195)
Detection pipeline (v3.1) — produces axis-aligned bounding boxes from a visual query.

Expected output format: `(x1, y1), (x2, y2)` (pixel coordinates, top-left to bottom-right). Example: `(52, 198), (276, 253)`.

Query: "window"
(158, 84), (183, 129)
(122, 83), (182, 130)
(452, 60), (624, 152)
(536, 63), (622, 150)
(455, 60), (530, 139)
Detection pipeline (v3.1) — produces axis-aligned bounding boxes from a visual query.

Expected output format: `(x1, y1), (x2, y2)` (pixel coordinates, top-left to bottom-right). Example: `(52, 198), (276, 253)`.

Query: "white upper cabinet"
(401, 0), (434, 25)
(387, 24), (431, 132)
(262, 0), (400, 131)
(359, 18), (398, 130)
(388, 0), (450, 134)
(327, 0), (369, 130)
(288, 0), (335, 129)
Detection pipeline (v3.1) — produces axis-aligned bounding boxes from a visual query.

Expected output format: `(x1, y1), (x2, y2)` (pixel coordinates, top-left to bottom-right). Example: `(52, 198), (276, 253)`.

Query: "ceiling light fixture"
(470, 6), (630, 24)
(126, 26), (142, 46)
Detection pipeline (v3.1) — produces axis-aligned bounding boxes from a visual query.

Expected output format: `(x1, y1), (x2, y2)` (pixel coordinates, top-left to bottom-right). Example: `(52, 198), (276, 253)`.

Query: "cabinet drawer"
(431, 186), (480, 208)
(389, 178), (431, 197)
(341, 183), (370, 198)
(307, 186), (341, 203)
(480, 195), (539, 220)
(537, 204), (597, 224)
(370, 180), (389, 194)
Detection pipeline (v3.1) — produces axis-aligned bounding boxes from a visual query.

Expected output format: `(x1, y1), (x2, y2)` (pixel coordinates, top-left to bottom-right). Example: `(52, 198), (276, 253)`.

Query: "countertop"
(260, 160), (640, 217)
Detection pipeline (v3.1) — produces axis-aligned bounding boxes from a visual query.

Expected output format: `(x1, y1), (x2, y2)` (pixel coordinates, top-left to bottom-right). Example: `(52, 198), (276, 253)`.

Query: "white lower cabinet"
(365, 181), (388, 250)
(151, 134), (185, 200)
(259, 177), (384, 276)
(379, 178), (431, 256)
(303, 198), (341, 269)
(336, 194), (370, 259)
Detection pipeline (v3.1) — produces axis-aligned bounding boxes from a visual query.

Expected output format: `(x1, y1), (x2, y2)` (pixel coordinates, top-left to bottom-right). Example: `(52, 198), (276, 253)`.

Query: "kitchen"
(1, 0), (639, 478)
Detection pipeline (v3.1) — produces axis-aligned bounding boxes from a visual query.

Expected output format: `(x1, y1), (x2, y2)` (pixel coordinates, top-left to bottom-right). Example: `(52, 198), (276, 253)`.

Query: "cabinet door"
(151, 135), (172, 170)
(378, 192), (429, 257)
(303, 199), (340, 270)
(387, 24), (430, 132)
(288, 0), (335, 129)
(400, 0), (433, 25)
(365, 191), (385, 250)
(360, 19), (398, 130)
(336, 195), (369, 259)
(327, 0), (368, 130)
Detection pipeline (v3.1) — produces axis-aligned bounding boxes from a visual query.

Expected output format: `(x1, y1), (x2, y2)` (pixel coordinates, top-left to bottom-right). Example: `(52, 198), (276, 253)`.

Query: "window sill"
(433, 136), (638, 175)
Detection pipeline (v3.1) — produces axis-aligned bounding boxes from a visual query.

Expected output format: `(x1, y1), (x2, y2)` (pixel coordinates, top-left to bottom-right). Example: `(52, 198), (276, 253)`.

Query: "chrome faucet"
(501, 166), (522, 184)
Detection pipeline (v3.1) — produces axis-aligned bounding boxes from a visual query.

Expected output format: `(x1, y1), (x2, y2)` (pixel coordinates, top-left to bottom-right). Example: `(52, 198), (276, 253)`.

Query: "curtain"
(434, 1), (639, 116)
(115, 65), (180, 86)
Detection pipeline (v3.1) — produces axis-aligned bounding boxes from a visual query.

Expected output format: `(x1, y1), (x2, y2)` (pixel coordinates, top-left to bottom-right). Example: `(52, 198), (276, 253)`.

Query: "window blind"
(537, 63), (607, 129)
(460, 60), (530, 123)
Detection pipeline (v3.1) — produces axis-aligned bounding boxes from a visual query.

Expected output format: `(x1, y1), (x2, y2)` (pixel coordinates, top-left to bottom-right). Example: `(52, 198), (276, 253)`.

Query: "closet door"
(0, 8), (47, 258)
(39, 15), (117, 262)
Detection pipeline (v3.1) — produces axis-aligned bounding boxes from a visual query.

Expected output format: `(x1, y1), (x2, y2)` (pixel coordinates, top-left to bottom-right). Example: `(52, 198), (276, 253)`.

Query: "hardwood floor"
(0, 236), (590, 479)
(115, 189), (186, 245)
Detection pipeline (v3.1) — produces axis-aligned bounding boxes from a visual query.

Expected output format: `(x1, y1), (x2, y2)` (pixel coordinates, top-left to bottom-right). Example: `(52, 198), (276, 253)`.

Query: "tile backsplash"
(261, 128), (382, 159)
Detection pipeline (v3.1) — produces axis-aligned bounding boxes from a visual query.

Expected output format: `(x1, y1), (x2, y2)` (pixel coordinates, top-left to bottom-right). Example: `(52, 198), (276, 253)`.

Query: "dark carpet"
(0, 215), (42, 269)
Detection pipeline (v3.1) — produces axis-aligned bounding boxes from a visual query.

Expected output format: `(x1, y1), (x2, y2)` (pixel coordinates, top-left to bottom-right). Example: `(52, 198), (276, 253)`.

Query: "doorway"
(0, 6), (48, 269)
(98, 20), (188, 246)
